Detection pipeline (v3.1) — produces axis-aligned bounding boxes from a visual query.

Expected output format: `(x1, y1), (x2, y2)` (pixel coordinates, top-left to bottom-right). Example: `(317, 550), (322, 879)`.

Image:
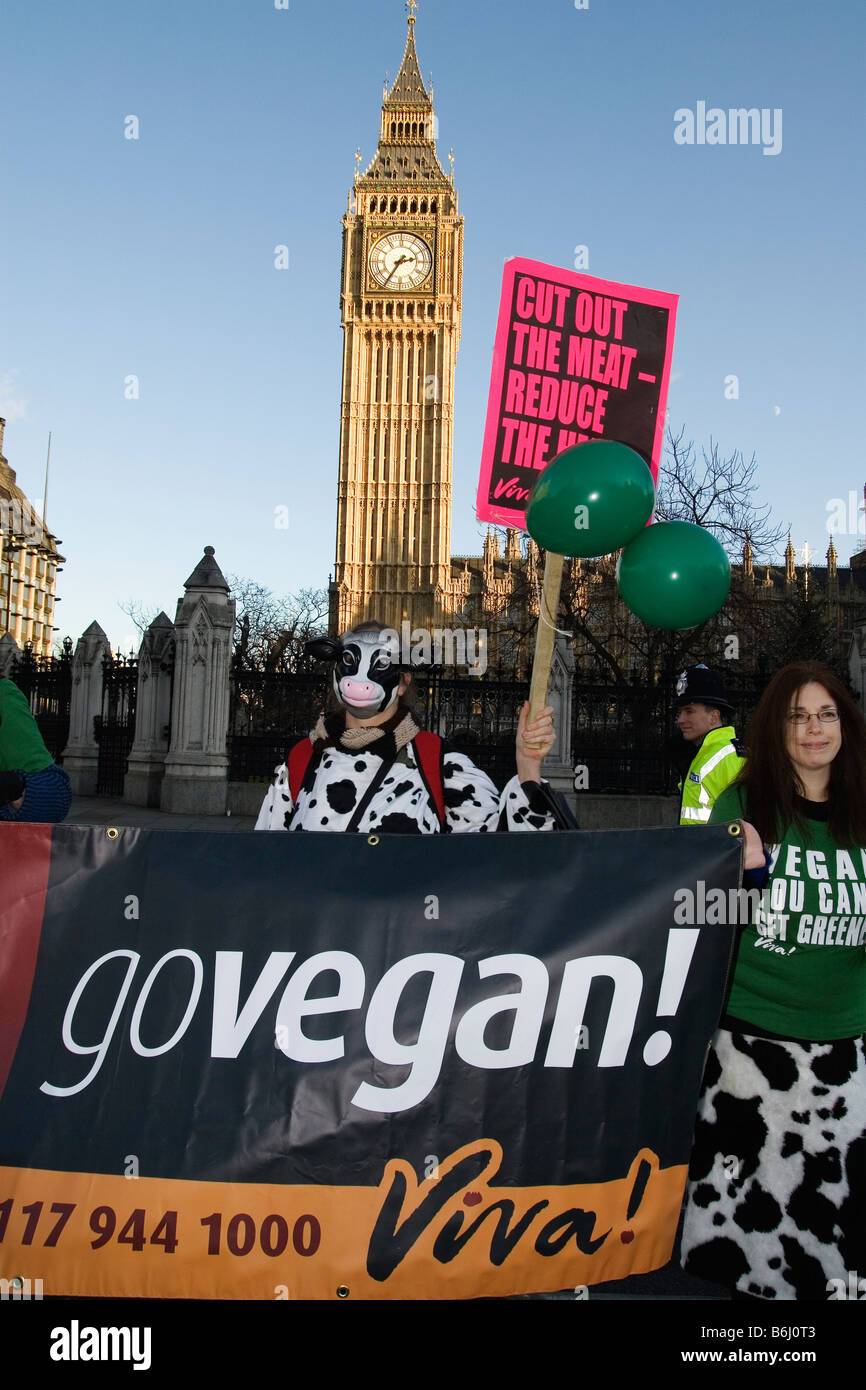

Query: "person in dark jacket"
(0, 676), (72, 822)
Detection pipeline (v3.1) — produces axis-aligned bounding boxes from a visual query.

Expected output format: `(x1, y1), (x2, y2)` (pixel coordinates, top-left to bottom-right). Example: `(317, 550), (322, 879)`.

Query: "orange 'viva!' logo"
(366, 1139), (660, 1282)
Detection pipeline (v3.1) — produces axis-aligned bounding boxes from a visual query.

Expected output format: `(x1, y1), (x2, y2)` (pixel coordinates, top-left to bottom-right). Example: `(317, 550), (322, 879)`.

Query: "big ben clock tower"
(330, 2), (463, 633)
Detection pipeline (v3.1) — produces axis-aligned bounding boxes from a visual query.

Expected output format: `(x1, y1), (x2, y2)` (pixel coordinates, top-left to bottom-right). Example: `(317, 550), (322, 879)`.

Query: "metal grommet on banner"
(336, 1284), (350, 1299)
(106, 827), (119, 840)
(367, 835), (379, 846)
(727, 822), (742, 837)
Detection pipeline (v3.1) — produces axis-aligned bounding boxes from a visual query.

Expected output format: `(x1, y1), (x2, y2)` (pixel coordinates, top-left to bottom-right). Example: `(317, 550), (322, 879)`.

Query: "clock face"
(369, 232), (432, 290)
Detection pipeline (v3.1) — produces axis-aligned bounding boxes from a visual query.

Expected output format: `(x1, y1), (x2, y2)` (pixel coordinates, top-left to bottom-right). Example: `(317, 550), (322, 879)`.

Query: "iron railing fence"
(571, 672), (771, 796)
(45, 653), (772, 799)
(228, 665), (529, 787)
(8, 642), (73, 761)
(94, 654), (138, 795)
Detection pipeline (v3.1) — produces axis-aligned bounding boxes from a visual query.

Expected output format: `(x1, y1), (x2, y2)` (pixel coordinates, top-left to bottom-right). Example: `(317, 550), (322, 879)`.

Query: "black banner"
(0, 822), (741, 1299)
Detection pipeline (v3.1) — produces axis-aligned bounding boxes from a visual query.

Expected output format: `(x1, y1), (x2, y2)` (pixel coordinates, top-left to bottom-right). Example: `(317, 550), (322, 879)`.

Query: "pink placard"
(476, 258), (678, 528)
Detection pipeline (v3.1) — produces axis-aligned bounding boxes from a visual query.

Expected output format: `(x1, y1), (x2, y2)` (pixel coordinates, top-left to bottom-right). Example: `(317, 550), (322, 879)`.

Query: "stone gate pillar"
(0, 632), (20, 678)
(160, 547), (235, 816)
(61, 621), (111, 795)
(124, 612), (176, 807)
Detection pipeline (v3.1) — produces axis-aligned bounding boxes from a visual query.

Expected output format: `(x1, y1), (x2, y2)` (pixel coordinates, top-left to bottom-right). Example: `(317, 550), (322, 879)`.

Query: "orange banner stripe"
(0, 1145), (687, 1300)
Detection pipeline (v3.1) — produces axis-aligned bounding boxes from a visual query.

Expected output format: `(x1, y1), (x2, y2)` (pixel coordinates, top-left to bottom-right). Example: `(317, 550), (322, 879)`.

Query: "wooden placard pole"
(528, 552), (564, 721)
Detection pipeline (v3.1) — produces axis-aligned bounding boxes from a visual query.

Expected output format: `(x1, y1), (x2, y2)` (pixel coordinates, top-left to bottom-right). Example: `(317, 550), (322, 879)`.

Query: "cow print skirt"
(681, 1027), (866, 1300)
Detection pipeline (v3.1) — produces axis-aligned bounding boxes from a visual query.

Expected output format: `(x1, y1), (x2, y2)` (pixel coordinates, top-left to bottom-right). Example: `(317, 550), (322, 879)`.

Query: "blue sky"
(2, 0), (864, 650)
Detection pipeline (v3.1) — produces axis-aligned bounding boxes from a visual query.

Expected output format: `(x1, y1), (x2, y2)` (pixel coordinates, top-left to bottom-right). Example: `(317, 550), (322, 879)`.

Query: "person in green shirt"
(673, 664), (745, 825)
(681, 662), (866, 1300)
(0, 676), (72, 822)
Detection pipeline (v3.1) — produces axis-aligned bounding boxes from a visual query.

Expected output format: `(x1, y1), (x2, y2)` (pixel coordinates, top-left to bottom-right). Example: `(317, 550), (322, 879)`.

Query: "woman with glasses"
(681, 662), (866, 1300)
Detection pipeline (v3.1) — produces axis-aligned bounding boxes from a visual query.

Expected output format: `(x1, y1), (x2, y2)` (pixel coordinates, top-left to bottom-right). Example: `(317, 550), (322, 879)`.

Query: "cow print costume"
(682, 1028), (866, 1300)
(255, 625), (557, 835)
(255, 707), (556, 834)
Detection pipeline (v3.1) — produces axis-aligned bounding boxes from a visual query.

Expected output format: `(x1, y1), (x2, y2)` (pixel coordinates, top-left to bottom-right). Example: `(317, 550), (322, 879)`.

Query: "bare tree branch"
(227, 578), (329, 673)
(656, 427), (788, 557)
(541, 428), (787, 684)
(117, 598), (160, 640)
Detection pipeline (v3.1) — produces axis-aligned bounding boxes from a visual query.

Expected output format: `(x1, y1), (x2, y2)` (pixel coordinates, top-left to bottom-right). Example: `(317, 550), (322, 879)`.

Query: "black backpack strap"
(345, 752), (397, 833)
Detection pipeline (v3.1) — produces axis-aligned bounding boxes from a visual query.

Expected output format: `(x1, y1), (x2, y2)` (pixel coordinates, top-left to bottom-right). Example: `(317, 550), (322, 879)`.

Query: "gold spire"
(385, 4), (430, 109)
(483, 526), (499, 557)
(801, 541), (812, 595)
(358, 3), (451, 186)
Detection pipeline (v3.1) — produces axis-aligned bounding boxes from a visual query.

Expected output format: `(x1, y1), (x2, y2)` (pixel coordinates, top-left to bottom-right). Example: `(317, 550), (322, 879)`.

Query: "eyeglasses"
(786, 710), (840, 725)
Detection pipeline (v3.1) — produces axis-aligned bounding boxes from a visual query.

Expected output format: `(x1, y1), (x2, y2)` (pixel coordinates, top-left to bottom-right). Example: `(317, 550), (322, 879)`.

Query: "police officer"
(673, 665), (744, 826)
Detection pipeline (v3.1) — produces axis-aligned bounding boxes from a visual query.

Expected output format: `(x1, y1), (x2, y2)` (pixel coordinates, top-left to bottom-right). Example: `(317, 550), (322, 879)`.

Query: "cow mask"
(307, 627), (402, 718)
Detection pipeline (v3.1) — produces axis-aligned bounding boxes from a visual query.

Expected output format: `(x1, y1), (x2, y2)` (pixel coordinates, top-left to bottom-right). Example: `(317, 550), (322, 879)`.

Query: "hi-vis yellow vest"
(679, 725), (745, 826)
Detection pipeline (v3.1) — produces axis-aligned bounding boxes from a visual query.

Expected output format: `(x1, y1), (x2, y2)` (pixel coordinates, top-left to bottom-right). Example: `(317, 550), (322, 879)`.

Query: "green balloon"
(616, 520), (731, 629)
(525, 440), (655, 558)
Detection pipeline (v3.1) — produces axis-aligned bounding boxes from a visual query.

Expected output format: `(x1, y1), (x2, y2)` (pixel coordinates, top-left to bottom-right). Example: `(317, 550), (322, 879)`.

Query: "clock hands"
(382, 252), (413, 287)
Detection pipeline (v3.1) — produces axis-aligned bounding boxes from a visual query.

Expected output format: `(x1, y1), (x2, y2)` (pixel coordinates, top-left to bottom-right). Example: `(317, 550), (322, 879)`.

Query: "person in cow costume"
(255, 622), (563, 833)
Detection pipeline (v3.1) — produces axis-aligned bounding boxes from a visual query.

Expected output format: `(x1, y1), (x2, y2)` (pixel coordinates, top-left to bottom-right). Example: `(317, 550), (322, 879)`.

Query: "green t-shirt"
(0, 678), (53, 774)
(710, 784), (866, 1039)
